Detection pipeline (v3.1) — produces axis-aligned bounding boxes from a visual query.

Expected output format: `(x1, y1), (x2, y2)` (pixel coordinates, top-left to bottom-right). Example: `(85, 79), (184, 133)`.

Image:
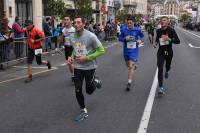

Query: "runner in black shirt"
(154, 16), (180, 95)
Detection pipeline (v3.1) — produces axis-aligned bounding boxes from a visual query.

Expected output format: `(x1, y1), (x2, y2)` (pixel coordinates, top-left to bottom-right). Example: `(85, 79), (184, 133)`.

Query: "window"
(9, 6), (12, 17)
(15, 1), (33, 21)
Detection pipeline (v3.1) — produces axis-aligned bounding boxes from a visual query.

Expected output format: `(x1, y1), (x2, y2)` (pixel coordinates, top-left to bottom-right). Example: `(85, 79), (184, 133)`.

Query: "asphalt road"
(0, 27), (199, 133)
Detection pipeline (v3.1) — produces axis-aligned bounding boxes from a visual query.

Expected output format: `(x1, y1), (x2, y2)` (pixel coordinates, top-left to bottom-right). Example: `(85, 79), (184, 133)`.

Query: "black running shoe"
(24, 77), (32, 83)
(134, 65), (137, 70)
(71, 76), (75, 83)
(126, 83), (131, 91)
(47, 61), (51, 69)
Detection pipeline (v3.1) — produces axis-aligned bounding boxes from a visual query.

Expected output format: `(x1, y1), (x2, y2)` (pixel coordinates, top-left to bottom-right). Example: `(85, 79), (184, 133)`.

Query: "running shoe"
(47, 61), (51, 69)
(93, 76), (102, 89)
(158, 86), (165, 95)
(126, 83), (131, 92)
(74, 110), (88, 122)
(71, 76), (75, 83)
(24, 77), (32, 83)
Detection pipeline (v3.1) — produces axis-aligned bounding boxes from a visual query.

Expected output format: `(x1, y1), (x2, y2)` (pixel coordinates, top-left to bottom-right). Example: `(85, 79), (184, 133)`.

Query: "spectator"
(93, 23), (101, 38)
(43, 17), (52, 51)
(0, 13), (12, 64)
(53, 24), (62, 49)
(104, 22), (111, 41)
(88, 21), (94, 33)
(12, 16), (25, 58)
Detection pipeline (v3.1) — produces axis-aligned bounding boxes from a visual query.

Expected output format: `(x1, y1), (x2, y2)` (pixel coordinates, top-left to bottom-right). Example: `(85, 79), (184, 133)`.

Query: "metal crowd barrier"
(107, 29), (118, 41)
(0, 35), (62, 69)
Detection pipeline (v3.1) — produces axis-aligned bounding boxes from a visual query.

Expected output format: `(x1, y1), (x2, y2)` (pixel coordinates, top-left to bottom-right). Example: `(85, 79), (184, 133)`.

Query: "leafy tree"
(73, 0), (93, 20)
(116, 11), (129, 23)
(134, 13), (143, 22)
(180, 13), (191, 22)
(45, 0), (66, 18)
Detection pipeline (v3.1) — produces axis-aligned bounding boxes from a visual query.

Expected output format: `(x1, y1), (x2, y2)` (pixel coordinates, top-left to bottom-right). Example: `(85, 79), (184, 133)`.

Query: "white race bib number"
(159, 38), (169, 46)
(35, 48), (42, 55)
(127, 41), (136, 49)
(74, 42), (88, 57)
(64, 36), (70, 46)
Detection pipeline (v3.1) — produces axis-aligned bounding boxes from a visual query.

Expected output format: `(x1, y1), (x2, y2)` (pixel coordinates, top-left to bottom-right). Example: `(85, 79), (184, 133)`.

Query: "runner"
(24, 20), (51, 83)
(154, 16), (180, 95)
(61, 16), (75, 82)
(67, 17), (105, 122)
(119, 17), (144, 91)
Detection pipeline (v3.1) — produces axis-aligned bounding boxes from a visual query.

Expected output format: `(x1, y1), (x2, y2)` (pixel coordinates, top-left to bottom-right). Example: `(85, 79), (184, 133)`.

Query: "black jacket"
(156, 26), (180, 52)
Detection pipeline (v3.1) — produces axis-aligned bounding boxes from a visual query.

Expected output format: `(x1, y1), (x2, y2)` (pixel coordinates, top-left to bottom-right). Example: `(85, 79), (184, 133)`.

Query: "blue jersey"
(119, 26), (144, 60)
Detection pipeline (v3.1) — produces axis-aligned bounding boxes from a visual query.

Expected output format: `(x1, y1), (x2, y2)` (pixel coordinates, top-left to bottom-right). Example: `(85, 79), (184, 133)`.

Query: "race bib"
(127, 41), (136, 49)
(159, 38), (169, 46)
(64, 36), (70, 46)
(74, 42), (88, 57)
(35, 48), (42, 55)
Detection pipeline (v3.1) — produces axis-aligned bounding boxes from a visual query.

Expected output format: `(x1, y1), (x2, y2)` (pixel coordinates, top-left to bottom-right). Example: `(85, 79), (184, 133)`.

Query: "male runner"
(61, 16), (75, 82)
(24, 20), (51, 83)
(154, 16), (180, 94)
(119, 17), (144, 91)
(68, 17), (105, 121)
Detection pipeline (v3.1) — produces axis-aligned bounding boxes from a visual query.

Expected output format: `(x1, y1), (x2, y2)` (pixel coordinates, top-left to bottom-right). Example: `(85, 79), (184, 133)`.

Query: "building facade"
(0, 0), (43, 29)
(151, 3), (164, 16)
(135, 0), (147, 15)
(123, 0), (137, 14)
(122, 0), (147, 15)
(164, 0), (180, 18)
(63, 0), (108, 25)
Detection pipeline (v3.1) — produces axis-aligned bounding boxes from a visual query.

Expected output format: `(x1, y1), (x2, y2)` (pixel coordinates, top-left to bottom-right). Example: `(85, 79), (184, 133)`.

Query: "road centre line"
(137, 68), (158, 133)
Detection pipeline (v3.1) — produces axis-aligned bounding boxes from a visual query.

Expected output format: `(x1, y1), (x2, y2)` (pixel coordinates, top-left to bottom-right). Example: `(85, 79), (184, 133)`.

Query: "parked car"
(185, 22), (195, 30)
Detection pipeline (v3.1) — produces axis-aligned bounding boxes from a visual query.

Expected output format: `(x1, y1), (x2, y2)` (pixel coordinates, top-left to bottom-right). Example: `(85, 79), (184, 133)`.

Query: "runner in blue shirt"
(119, 17), (144, 91)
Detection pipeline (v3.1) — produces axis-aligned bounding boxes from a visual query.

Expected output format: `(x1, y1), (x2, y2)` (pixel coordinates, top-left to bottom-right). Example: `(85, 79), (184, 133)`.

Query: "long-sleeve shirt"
(12, 22), (25, 38)
(119, 26), (144, 58)
(156, 26), (180, 53)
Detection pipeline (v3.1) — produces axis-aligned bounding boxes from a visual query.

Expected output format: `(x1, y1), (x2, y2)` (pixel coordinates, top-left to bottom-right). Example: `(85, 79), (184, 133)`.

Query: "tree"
(134, 13), (143, 22)
(74, 0), (93, 20)
(180, 13), (191, 22)
(116, 11), (129, 23)
(45, 0), (66, 18)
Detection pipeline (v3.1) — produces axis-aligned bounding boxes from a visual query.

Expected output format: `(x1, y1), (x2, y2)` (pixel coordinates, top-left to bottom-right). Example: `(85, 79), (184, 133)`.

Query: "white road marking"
(178, 27), (200, 38)
(0, 67), (57, 84)
(137, 68), (158, 133)
(177, 27), (200, 49)
(188, 43), (200, 48)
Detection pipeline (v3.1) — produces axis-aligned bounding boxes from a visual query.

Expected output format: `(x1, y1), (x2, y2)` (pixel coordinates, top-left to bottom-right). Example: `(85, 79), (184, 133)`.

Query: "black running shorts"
(64, 45), (73, 60)
(27, 48), (42, 65)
